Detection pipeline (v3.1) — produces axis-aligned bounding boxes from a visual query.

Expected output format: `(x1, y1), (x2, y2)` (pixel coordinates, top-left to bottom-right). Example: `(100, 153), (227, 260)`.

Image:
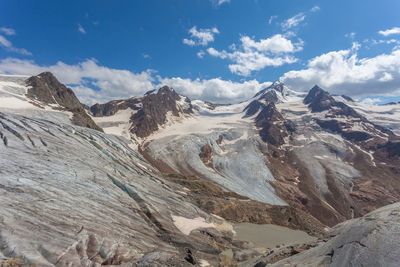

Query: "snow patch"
(171, 216), (215, 235)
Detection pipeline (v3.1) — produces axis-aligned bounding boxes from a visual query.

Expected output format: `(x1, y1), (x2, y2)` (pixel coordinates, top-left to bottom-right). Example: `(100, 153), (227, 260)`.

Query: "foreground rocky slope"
(247, 202), (400, 266)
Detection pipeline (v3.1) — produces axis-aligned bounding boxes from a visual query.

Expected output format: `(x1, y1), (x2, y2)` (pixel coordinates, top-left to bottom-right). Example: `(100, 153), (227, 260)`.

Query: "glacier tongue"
(143, 112), (286, 205)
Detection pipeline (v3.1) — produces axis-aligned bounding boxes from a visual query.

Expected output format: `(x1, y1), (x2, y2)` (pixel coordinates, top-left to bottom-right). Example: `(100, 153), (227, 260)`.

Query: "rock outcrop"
(130, 86), (193, 138)
(263, 202), (400, 266)
(255, 103), (290, 146)
(26, 72), (102, 131)
(90, 86), (193, 138)
(90, 98), (141, 117)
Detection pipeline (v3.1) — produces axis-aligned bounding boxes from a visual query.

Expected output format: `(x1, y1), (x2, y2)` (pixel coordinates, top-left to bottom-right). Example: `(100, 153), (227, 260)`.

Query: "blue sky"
(0, 0), (400, 104)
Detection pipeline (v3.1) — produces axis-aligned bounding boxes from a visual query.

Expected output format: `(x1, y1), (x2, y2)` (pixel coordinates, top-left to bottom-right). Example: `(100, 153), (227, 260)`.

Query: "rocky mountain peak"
(25, 72), (102, 131)
(303, 85), (337, 112)
(304, 85), (328, 103)
(130, 86), (193, 138)
(26, 72), (82, 109)
(254, 80), (286, 99)
(158, 85), (175, 94)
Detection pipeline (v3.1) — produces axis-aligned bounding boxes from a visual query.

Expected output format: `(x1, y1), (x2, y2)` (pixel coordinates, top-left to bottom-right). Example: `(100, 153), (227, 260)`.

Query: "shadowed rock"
(26, 72), (102, 131)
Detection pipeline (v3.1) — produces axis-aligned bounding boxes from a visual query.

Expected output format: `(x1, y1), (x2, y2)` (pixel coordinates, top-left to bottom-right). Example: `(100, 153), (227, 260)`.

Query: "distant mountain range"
(1, 72), (399, 266)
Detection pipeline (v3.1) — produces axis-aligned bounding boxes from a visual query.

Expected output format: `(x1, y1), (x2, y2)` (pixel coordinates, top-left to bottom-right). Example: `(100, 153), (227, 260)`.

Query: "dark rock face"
(304, 85), (337, 112)
(255, 103), (289, 146)
(379, 141), (400, 158)
(304, 86), (361, 118)
(199, 144), (213, 163)
(261, 90), (279, 104)
(90, 85), (193, 138)
(254, 81), (285, 98)
(26, 72), (82, 109)
(90, 98), (141, 117)
(26, 72), (102, 131)
(130, 86), (193, 138)
(341, 94), (354, 102)
(243, 100), (265, 117)
(315, 119), (372, 142)
(244, 82), (284, 118)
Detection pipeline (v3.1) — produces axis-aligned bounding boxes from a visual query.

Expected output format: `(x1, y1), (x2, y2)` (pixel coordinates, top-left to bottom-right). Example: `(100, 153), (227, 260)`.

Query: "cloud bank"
(0, 57), (270, 104)
(282, 44), (400, 96)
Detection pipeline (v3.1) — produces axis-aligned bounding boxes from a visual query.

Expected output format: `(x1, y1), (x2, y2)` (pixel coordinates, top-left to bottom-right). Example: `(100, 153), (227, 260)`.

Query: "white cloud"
(0, 58), (154, 104)
(183, 26), (219, 46)
(345, 32), (356, 39)
(268, 15), (278, 25)
(378, 27), (400, 37)
(0, 27), (16, 35)
(210, 0), (230, 6)
(142, 53), (151, 59)
(360, 97), (382, 105)
(310, 6), (320, 12)
(183, 38), (196, 46)
(207, 34), (302, 76)
(159, 76), (271, 103)
(0, 35), (12, 47)
(197, 50), (206, 58)
(78, 24), (86, 34)
(281, 13), (306, 31)
(281, 45), (400, 97)
(0, 34), (31, 55)
(0, 57), (273, 104)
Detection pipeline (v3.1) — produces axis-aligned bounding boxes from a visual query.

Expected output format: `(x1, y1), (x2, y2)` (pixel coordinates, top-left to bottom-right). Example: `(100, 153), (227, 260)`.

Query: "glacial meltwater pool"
(233, 223), (316, 248)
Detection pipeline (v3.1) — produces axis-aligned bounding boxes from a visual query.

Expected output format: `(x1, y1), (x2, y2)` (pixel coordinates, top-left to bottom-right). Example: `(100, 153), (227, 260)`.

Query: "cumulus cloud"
(378, 27), (400, 37)
(183, 26), (219, 46)
(78, 24), (86, 34)
(159, 77), (271, 103)
(197, 50), (206, 58)
(0, 57), (273, 104)
(281, 13), (306, 31)
(281, 45), (400, 97)
(0, 27), (16, 35)
(207, 34), (303, 76)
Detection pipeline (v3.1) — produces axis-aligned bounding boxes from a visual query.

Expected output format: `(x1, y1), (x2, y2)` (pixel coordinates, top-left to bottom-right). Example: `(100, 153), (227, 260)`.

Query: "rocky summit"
(1, 72), (400, 266)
